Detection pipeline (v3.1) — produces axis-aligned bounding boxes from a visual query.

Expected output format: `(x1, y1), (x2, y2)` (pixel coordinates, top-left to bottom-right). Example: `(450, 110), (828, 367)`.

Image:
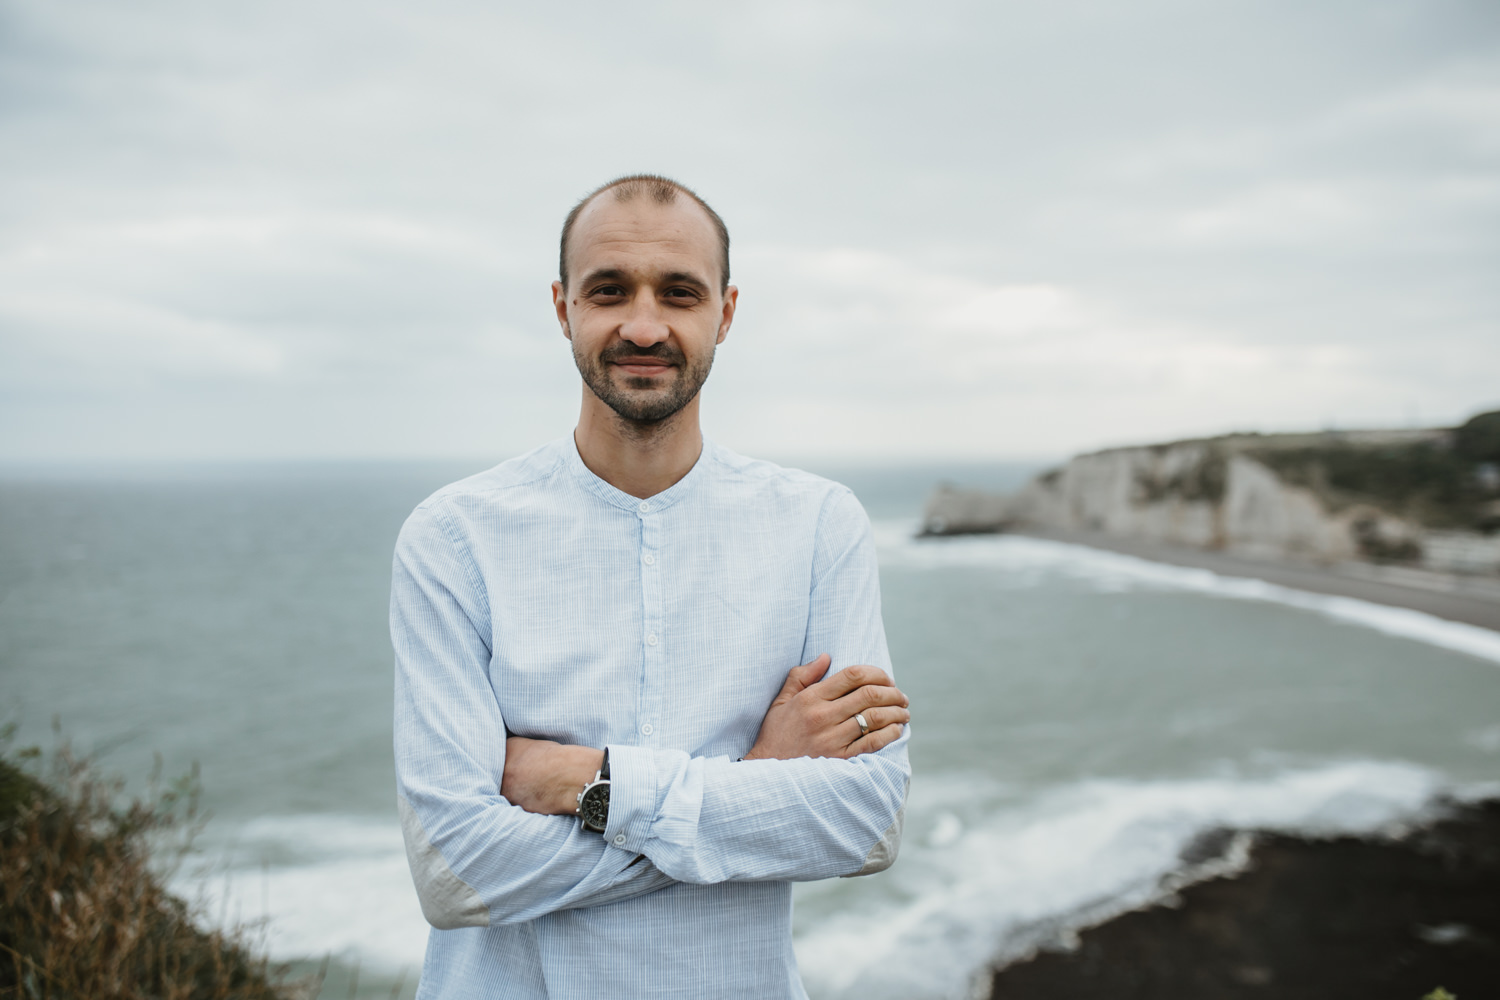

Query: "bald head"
(559, 175), (730, 293)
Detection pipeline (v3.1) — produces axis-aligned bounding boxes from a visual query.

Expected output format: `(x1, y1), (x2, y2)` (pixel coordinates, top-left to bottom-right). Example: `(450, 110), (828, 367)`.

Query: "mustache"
(599, 342), (685, 366)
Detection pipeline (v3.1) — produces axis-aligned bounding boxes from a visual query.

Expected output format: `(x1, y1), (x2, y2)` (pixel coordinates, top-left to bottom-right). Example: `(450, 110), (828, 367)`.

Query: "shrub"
(0, 731), (300, 1000)
(1453, 410), (1500, 464)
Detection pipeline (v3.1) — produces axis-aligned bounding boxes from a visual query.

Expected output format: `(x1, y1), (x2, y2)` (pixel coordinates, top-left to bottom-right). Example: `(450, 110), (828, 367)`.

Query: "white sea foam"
(177, 814), (429, 972)
(185, 760), (1462, 1000)
(873, 522), (1500, 665)
(793, 759), (1449, 1000)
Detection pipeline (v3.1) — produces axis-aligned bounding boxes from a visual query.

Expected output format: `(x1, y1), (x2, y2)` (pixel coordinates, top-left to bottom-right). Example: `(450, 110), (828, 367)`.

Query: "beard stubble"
(572, 335), (716, 426)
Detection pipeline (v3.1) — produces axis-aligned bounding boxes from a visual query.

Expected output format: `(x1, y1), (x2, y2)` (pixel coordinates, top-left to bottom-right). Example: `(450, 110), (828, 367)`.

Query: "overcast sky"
(2, 0), (1496, 464)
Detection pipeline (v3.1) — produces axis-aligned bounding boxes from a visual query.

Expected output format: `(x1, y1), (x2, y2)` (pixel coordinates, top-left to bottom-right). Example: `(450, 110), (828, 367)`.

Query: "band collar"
(563, 433), (715, 515)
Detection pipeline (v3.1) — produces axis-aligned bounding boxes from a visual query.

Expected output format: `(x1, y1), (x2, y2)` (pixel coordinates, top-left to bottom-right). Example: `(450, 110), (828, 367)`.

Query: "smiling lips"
(613, 359), (673, 377)
(600, 344), (684, 380)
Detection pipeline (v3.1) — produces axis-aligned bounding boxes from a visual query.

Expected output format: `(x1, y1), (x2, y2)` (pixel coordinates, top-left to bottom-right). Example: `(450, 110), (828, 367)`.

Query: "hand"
(501, 737), (605, 816)
(741, 654), (910, 762)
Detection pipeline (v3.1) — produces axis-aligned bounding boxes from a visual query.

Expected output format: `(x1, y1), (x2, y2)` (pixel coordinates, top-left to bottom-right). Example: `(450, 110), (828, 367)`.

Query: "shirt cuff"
(602, 743), (658, 852)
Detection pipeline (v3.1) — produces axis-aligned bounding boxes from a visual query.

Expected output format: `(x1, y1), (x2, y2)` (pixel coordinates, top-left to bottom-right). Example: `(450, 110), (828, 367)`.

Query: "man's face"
(553, 196), (737, 426)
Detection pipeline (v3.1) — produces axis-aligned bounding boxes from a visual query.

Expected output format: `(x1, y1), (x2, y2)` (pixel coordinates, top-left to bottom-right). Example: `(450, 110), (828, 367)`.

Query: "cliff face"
(925, 413), (1500, 576)
(1006, 446), (1406, 564)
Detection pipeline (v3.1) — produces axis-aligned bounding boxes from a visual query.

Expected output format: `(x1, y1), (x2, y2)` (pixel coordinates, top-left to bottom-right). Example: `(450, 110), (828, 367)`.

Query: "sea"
(3, 456), (1499, 999)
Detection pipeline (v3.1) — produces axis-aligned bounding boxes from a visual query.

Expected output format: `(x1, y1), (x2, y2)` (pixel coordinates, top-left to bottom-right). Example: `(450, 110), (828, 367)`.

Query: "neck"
(573, 392), (705, 499)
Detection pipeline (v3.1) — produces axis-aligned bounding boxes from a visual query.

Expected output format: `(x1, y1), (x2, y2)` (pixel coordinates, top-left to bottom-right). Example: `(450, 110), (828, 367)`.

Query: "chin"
(620, 377), (671, 392)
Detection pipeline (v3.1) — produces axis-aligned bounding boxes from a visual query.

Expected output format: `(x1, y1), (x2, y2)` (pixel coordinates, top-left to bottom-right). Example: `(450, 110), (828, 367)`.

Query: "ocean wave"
(872, 523), (1500, 666)
(182, 760), (1465, 999)
(793, 759), (1452, 1000)
(175, 815), (428, 971)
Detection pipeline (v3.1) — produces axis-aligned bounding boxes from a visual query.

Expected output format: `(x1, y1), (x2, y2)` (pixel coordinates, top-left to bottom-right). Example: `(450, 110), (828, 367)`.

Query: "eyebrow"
(578, 268), (712, 293)
(578, 268), (628, 289)
(660, 271), (711, 293)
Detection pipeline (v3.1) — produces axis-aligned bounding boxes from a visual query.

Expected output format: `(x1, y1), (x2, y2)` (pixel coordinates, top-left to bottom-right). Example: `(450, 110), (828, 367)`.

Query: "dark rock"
(987, 800), (1500, 1000)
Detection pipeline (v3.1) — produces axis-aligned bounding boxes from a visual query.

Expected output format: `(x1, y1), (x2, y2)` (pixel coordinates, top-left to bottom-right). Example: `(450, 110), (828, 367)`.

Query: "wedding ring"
(855, 712), (870, 737)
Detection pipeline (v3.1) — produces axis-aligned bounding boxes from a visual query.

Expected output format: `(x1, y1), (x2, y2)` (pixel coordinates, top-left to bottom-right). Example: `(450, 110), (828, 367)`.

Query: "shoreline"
(986, 798), (1500, 999)
(1010, 526), (1500, 632)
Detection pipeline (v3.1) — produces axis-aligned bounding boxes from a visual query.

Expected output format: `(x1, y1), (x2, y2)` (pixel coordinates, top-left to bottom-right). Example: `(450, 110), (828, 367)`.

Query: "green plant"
(1249, 431), (1497, 532)
(1453, 410), (1500, 464)
(0, 727), (301, 999)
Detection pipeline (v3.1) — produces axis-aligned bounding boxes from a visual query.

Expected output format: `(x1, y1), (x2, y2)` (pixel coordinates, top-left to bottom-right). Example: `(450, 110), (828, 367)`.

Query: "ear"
(716, 285), (738, 345)
(552, 280), (571, 339)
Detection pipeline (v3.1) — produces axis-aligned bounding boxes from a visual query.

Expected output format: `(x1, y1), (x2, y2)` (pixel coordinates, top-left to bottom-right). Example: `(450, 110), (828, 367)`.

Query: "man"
(391, 175), (911, 999)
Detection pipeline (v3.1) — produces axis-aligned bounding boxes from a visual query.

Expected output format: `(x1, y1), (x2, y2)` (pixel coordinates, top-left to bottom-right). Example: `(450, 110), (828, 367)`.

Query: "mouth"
(600, 343), (683, 380)
(611, 359), (675, 378)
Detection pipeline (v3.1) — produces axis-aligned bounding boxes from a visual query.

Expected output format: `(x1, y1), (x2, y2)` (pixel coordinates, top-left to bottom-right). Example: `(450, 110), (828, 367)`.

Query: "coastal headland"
(923, 409), (1500, 628)
(925, 411), (1500, 996)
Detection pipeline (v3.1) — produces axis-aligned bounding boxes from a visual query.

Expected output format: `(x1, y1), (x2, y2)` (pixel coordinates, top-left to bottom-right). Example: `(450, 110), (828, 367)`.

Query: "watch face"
(578, 782), (610, 832)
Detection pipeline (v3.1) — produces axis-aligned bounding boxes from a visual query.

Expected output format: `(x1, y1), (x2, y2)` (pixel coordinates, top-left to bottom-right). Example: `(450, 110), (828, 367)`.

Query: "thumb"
(780, 653), (832, 696)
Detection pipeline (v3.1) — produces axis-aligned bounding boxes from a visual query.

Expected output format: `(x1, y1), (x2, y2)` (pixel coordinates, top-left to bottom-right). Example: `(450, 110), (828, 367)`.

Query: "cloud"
(711, 246), (1415, 458)
(1169, 182), (1373, 244)
(0, 0), (1496, 462)
(0, 212), (545, 385)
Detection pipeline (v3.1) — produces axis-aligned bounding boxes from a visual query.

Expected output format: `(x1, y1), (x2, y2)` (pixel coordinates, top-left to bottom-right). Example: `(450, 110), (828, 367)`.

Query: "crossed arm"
(501, 653), (911, 816)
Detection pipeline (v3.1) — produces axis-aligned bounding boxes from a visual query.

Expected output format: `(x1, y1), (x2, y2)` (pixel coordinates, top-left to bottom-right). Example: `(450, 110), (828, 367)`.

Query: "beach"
(1014, 526), (1500, 632)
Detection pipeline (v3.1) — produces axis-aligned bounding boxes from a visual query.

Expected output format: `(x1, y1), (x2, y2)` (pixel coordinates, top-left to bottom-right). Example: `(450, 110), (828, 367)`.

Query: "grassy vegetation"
(1134, 450), (1228, 504)
(1248, 410), (1500, 533)
(0, 730), (302, 1000)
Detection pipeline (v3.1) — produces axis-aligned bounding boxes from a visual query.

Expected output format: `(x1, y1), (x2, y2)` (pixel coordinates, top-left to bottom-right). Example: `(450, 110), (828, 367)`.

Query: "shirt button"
(647, 633), (658, 646)
(643, 554), (655, 566)
(641, 723), (654, 735)
(613, 834), (627, 846)
(638, 501), (650, 513)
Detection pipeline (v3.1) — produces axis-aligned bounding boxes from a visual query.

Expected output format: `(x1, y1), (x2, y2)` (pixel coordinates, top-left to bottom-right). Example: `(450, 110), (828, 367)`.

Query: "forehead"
(568, 195), (720, 284)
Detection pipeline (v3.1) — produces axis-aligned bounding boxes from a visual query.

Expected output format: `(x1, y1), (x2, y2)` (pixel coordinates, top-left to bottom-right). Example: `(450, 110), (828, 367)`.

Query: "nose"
(618, 294), (670, 347)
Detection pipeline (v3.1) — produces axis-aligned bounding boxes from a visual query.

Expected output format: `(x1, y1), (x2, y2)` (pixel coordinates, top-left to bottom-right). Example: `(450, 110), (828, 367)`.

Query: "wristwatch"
(576, 748), (611, 833)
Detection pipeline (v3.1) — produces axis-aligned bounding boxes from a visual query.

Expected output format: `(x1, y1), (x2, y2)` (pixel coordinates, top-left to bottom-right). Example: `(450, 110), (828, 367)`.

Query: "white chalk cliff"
(924, 429), (1500, 577)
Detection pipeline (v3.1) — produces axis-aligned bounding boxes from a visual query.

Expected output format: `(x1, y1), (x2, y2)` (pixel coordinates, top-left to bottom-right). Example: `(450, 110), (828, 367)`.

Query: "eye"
(664, 287), (701, 304)
(589, 284), (626, 300)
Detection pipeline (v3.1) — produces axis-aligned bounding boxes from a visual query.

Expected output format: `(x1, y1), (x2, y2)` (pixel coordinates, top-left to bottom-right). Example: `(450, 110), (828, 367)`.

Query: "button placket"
(638, 508), (664, 742)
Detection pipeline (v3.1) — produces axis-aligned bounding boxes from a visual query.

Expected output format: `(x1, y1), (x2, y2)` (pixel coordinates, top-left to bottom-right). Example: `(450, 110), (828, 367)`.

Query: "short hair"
(558, 174), (731, 293)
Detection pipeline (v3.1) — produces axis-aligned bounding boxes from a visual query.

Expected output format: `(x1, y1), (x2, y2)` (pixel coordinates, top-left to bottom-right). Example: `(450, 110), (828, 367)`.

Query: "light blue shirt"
(391, 436), (910, 999)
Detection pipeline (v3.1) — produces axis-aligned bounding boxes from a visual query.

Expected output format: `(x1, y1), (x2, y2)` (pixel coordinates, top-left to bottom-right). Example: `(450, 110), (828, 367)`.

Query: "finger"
(794, 653), (834, 684)
(831, 684), (910, 717)
(809, 664), (894, 701)
(779, 653), (832, 697)
(847, 722), (906, 757)
(843, 706), (910, 746)
(857, 705), (912, 734)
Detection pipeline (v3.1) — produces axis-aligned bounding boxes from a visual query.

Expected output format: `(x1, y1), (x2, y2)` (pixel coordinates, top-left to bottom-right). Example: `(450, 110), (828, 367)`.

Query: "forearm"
(603, 734), (910, 885)
(500, 739), (605, 816)
(397, 748), (674, 927)
(497, 664), (912, 885)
